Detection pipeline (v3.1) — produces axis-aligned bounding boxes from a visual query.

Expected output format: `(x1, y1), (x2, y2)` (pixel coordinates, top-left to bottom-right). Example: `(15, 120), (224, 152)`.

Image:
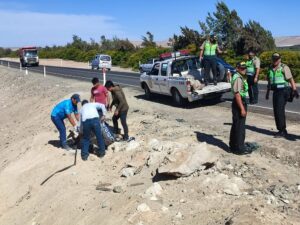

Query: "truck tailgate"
(194, 82), (231, 95)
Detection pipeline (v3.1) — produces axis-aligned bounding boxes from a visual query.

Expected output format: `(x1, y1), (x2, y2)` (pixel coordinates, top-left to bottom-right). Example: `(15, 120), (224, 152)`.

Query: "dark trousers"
(273, 89), (288, 132)
(81, 118), (105, 159)
(247, 75), (259, 104)
(203, 56), (217, 83)
(229, 100), (247, 153)
(112, 110), (128, 139)
(51, 116), (67, 147)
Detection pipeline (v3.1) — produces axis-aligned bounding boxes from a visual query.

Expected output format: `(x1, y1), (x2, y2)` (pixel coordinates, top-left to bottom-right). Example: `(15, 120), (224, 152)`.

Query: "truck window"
(161, 63), (168, 76)
(150, 63), (160, 75)
(147, 59), (153, 64)
(100, 55), (111, 61)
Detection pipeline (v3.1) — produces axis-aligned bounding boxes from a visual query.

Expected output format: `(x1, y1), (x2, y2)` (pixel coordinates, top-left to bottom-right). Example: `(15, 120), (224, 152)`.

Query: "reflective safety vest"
(246, 59), (255, 75)
(268, 64), (288, 89)
(231, 73), (249, 99)
(203, 41), (217, 56)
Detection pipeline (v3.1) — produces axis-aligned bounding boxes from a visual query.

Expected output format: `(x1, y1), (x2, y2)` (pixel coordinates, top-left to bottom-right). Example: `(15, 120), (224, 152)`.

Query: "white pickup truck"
(140, 55), (231, 106)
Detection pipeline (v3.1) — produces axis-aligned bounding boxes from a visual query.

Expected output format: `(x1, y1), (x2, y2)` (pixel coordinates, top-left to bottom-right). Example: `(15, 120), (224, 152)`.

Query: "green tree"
(236, 20), (275, 54)
(173, 26), (202, 52)
(204, 1), (243, 50)
(141, 31), (156, 48)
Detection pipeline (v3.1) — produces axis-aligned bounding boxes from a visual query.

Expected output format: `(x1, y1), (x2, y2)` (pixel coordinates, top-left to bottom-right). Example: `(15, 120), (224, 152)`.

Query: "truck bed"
(188, 82), (231, 102)
(194, 82), (231, 95)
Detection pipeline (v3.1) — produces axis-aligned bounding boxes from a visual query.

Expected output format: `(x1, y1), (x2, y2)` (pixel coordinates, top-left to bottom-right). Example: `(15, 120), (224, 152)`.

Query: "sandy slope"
(0, 66), (299, 225)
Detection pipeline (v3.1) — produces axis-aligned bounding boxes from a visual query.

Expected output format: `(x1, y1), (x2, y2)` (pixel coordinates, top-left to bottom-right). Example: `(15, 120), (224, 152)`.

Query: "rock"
(121, 167), (136, 177)
(161, 206), (169, 213)
(266, 195), (277, 205)
(126, 141), (140, 152)
(223, 183), (242, 196)
(179, 199), (186, 203)
(158, 143), (216, 177)
(101, 201), (108, 208)
(113, 186), (123, 193)
(175, 212), (183, 219)
(143, 182), (163, 200)
(96, 182), (112, 191)
(128, 152), (148, 168)
(108, 142), (125, 152)
(147, 152), (163, 167)
(281, 199), (290, 204)
(137, 203), (150, 212)
(148, 139), (163, 152)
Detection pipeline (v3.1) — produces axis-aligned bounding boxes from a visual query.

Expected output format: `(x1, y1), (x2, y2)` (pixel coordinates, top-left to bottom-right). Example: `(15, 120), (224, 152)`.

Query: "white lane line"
(225, 100), (300, 115)
(43, 66), (139, 79)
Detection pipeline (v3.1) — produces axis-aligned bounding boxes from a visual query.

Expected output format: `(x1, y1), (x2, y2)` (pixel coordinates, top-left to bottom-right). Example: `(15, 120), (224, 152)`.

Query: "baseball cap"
(71, 94), (81, 102)
(272, 52), (281, 60)
(236, 61), (247, 69)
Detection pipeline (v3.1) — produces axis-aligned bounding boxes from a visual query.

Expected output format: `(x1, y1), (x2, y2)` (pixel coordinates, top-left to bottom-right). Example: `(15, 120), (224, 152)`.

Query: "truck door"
(148, 63), (161, 93)
(157, 63), (169, 94)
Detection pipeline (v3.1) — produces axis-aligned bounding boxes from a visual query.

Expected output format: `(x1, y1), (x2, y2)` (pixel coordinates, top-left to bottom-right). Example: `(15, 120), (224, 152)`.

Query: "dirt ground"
(0, 66), (299, 225)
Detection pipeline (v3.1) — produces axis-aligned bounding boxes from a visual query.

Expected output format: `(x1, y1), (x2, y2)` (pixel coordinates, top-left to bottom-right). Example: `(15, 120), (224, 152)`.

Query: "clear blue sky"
(0, 0), (299, 47)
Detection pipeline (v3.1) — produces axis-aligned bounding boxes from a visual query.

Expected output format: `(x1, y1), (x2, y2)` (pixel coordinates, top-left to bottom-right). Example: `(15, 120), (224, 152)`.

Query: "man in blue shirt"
(51, 94), (81, 150)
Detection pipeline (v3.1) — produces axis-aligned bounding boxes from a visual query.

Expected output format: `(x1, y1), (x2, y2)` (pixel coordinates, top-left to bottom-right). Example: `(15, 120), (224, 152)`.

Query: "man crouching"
(80, 100), (107, 160)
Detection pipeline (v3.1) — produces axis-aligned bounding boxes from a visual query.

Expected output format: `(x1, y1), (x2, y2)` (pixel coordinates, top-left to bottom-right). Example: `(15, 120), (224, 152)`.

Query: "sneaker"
(62, 144), (72, 151)
(123, 136), (135, 142)
(96, 152), (106, 158)
(274, 130), (287, 138)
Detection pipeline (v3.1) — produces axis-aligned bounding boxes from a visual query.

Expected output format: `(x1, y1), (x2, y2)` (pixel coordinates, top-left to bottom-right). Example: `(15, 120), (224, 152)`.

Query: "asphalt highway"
(1, 59), (299, 121)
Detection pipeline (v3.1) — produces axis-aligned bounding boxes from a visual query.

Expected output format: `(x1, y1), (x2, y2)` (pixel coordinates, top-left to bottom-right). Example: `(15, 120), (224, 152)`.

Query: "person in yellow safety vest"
(229, 62), (252, 155)
(199, 34), (226, 86)
(245, 50), (260, 104)
(266, 53), (299, 138)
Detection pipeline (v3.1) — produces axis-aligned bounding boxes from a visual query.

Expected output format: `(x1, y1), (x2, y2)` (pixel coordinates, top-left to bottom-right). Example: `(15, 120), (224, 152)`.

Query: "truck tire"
(172, 88), (185, 106)
(143, 84), (152, 99)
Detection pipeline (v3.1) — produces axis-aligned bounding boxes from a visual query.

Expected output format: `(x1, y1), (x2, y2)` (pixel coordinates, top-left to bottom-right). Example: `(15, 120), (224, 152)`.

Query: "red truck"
(19, 46), (39, 67)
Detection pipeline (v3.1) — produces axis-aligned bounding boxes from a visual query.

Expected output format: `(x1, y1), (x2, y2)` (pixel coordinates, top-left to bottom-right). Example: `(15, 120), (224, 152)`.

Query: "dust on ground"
(0, 66), (299, 225)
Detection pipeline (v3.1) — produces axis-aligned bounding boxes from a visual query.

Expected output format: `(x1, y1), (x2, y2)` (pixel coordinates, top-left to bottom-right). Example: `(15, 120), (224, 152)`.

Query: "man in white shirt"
(80, 100), (107, 160)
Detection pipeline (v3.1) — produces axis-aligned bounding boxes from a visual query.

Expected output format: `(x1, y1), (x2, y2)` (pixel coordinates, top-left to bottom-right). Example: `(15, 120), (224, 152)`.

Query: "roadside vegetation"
(1, 1), (299, 81)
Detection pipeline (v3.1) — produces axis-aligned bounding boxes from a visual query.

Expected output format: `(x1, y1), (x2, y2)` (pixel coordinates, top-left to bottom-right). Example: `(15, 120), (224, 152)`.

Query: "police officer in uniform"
(199, 34), (225, 86)
(246, 50), (260, 104)
(266, 53), (299, 138)
(229, 62), (251, 155)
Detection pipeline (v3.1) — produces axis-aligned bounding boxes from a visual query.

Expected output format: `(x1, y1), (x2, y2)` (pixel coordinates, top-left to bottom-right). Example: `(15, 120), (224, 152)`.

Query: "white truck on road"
(140, 52), (231, 106)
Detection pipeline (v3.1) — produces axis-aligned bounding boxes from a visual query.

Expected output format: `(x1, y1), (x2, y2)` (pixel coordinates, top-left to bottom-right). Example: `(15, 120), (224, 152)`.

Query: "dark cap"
(272, 52), (281, 60)
(71, 94), (81, 102)
(210, 34), (217, 40)
(236, 61), (247, 69)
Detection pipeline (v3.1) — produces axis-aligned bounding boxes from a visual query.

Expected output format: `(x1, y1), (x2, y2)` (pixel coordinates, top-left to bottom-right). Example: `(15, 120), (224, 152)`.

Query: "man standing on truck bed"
(199, 34), (225, 86)
(229, 62), (252, 155)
